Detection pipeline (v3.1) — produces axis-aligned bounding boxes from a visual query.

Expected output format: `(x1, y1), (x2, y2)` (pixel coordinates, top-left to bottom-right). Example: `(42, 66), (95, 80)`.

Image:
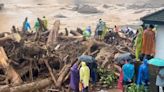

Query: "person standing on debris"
(122, 59), (134, 92)
(23, 17), (31, 32)
(43, 16), (48, 30)
(70, 64), (80, 92)
(114, 25), (119, 32)
(83, 26), (91, 40)
(137, 59), (149, 91)
(11, 25), (17, 33)
(134, 27), (144, 61)
(156, 67), (164, 92)
(95, 19), (104, 40)
(34, 18), (40, 32)
(80, 62), (90, 92)
(141, 24), (155, 60)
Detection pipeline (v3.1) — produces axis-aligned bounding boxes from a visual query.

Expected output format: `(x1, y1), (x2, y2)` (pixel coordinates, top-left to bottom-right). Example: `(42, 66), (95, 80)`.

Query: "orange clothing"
(141, 29), (155, 55)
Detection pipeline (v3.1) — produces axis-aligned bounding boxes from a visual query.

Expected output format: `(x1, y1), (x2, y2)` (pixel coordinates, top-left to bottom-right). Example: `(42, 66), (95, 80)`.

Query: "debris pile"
(0, 20), (133, 92)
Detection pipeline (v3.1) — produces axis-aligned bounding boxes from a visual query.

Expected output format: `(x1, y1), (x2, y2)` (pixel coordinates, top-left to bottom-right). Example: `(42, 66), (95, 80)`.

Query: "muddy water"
(0, 0), (164, 32)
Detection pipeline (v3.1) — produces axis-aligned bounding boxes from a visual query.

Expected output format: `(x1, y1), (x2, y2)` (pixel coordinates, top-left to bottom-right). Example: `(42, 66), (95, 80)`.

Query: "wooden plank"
(44, 60), (57, 86)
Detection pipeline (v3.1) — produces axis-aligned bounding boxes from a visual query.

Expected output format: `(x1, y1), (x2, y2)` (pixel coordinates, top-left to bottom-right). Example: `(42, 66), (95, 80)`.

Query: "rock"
(77, 5), (101, 14)
(0, 3), (4, 10)
(71, 7), (78, 11)
(103, 4), (110, 8)
(54, 14), (67, 18)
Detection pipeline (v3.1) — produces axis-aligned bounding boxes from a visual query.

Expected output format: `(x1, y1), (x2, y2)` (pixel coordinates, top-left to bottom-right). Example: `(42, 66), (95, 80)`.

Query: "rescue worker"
(122, 59), (135, 92)
(95, 19), (104, 40)
(141, 24), (155, 60)
(134, 27), (144, 61)
(23, 17), (31, 32)
(34, 18), (40, 32)
(70, 64), (80, 92)
(43, 16), (48, 30)
(83, 26), (91, 40)
(137, 59), (149, 92)
(80, 62), (90, 92)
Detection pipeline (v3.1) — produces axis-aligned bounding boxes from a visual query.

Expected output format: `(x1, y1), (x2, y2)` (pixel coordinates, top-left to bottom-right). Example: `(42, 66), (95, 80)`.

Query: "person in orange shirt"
(141, 24), (155, 60)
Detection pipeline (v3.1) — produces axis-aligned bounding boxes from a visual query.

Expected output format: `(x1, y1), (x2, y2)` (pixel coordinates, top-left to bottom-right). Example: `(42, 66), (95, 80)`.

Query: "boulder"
(54, 14), (67, 18)
(77, 5), (100, 14)
(0, 3), (4, 10)
(103, 4), (110, 8)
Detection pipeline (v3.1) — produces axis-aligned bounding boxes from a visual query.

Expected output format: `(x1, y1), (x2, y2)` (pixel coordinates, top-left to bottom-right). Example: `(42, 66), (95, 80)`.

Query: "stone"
(77, 5), (100, 14)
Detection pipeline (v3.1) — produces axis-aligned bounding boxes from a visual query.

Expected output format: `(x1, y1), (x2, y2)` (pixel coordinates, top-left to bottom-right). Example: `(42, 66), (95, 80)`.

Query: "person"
(83, 26), (91, 40)
(95, 19), (104, 40)
(115, 64), (123, 91)
(11, 25), (17, 33)
(114, 53), (135, 92)
(43, 16), (48, 30)
(156, 67), (164, 92)
(137, 59), (149, 92)
(23, 17), (31, 32)
(134, 27), (144, 61)
(114, 25), (119, 32)
(122, 59), (135, 92)
(87, 60), (97, 84)
(34, 18), (40, 32)
(86, 26), (91, 35)
(141, 24), (155, 60)
(80, 62), (90, 92)
(70, 64), (80, 92)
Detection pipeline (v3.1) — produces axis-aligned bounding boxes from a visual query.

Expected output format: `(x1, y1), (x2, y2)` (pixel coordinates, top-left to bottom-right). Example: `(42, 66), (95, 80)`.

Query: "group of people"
(134, 24), (164, 92)
(134, 24), (155, 61)
(79, 19), (164, 92)
(22, 16), (48, 32)
(115, 53), (149, 92)
(115, 24), (164, 92)
(70, 55), (98, 92)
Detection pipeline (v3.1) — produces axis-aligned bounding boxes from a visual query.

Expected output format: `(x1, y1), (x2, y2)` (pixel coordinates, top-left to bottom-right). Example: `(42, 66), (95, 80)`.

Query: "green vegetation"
(97, 67), (117, 86)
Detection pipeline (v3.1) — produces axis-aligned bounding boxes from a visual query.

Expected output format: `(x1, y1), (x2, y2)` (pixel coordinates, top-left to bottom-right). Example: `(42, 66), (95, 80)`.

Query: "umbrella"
(78, 55), (95, 63)
(148, 58), (164, 66)
(114, 53), (132, 64)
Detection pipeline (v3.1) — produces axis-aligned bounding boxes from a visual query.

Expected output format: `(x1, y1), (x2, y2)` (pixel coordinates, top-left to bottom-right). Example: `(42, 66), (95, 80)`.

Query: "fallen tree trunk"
(44, 60), (57, 86)
(65, 28), (69, 36)
(0, 78), (53, 92)
(70, 30), (82, 36)
(76, 28), (83, 35)
(0, 47), (22, 86)
(47, 20), (60, 46)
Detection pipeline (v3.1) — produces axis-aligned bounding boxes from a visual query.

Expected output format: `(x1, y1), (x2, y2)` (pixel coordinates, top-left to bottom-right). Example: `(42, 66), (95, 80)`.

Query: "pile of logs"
(0, 20), (133, 92)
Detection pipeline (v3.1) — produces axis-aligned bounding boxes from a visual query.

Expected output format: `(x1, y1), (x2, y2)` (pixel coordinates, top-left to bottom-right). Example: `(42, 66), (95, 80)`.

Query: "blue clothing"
(122, 63), (134, 82)
(96, 21), (104, 32)
(87, 62), (97, 84)
(137, 59), (149, 86)
(86, 26), (91, 34)
(25, 21), (31, 31)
